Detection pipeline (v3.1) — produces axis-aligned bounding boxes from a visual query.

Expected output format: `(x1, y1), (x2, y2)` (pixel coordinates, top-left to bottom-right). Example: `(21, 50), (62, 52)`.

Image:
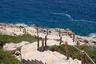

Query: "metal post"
(45, 35), (47, 47)
(46, 29), (48, 36)
(73, 33), (75, 42)
(41, 38), (44, 51)
(37, 35), (40, 50)
(80, 51), (86, 64)
(59, 29), (61, 37)
(76, 40), (80, 48)
(59, 36), (62, 45)
(65, 41), (69, 60)
(36, 27), (39, 50)
(36, 28), (39, 36)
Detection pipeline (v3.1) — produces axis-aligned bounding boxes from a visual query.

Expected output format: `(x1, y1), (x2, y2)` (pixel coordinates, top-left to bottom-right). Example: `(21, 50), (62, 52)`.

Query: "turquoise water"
(0, 0), (96, 36)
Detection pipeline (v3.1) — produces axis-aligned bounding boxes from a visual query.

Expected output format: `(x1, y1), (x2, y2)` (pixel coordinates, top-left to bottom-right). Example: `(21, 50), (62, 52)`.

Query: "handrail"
(71, 45), (95, 64)
(72, 45), (81, 52)
(84, 52), (95, 64)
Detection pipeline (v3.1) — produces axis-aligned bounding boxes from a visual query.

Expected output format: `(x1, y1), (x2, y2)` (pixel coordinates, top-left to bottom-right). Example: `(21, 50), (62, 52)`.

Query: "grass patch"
(48, 44), (96, 64)
(0, 34), (36, 47)
(0, 48), (21, 64)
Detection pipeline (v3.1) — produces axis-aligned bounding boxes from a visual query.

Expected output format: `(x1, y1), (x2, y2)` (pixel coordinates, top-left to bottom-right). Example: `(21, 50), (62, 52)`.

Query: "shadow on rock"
(22, 59), (45, 64)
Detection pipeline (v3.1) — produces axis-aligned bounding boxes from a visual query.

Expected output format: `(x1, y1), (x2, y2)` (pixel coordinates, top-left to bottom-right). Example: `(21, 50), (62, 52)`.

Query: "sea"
(0, 0), (96, 37)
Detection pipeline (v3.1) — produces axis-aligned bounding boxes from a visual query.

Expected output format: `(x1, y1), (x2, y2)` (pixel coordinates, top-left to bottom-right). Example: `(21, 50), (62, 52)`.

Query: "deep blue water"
(0, 0), (96, 36)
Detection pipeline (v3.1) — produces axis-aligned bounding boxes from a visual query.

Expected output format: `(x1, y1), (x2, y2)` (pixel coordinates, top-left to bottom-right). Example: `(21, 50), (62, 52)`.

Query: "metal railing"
(71, 45), (96, 64)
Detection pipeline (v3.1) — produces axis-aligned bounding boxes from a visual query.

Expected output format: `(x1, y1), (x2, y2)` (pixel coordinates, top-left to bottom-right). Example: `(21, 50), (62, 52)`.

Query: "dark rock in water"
(22, 59), (44, 64)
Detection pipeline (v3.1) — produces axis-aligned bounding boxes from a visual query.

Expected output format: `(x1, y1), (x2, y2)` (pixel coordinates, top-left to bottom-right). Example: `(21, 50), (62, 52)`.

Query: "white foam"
(88, 33), (96, 38)
(15, 23), (28, 27)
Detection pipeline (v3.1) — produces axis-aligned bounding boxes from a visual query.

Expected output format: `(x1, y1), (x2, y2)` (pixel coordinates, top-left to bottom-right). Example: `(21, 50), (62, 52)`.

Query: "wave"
(65, 14), (74, 21)
(52, 12), (74, 21)
(52, 12), (96, 24)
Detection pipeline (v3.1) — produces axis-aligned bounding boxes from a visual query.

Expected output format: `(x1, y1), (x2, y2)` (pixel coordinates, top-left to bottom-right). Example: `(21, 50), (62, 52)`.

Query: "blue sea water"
(0, 0), (96, 36)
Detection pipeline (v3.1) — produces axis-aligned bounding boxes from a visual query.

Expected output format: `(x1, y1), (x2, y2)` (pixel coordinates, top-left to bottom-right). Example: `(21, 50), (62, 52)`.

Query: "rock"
(3, 41), (29, 51)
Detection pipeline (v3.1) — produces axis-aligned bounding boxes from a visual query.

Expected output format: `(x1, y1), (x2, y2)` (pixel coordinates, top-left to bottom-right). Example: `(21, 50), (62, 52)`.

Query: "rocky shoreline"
(0, 23), (96, 46)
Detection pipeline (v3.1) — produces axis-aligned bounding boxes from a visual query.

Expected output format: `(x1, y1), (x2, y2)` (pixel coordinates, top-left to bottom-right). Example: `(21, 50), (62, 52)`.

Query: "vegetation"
(0, 34), (36, 64)
(48, 44), (96, 64)
(0, 48), (21, 64)
(0, 33), (95, 64)
(0, 34), (36, 47)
